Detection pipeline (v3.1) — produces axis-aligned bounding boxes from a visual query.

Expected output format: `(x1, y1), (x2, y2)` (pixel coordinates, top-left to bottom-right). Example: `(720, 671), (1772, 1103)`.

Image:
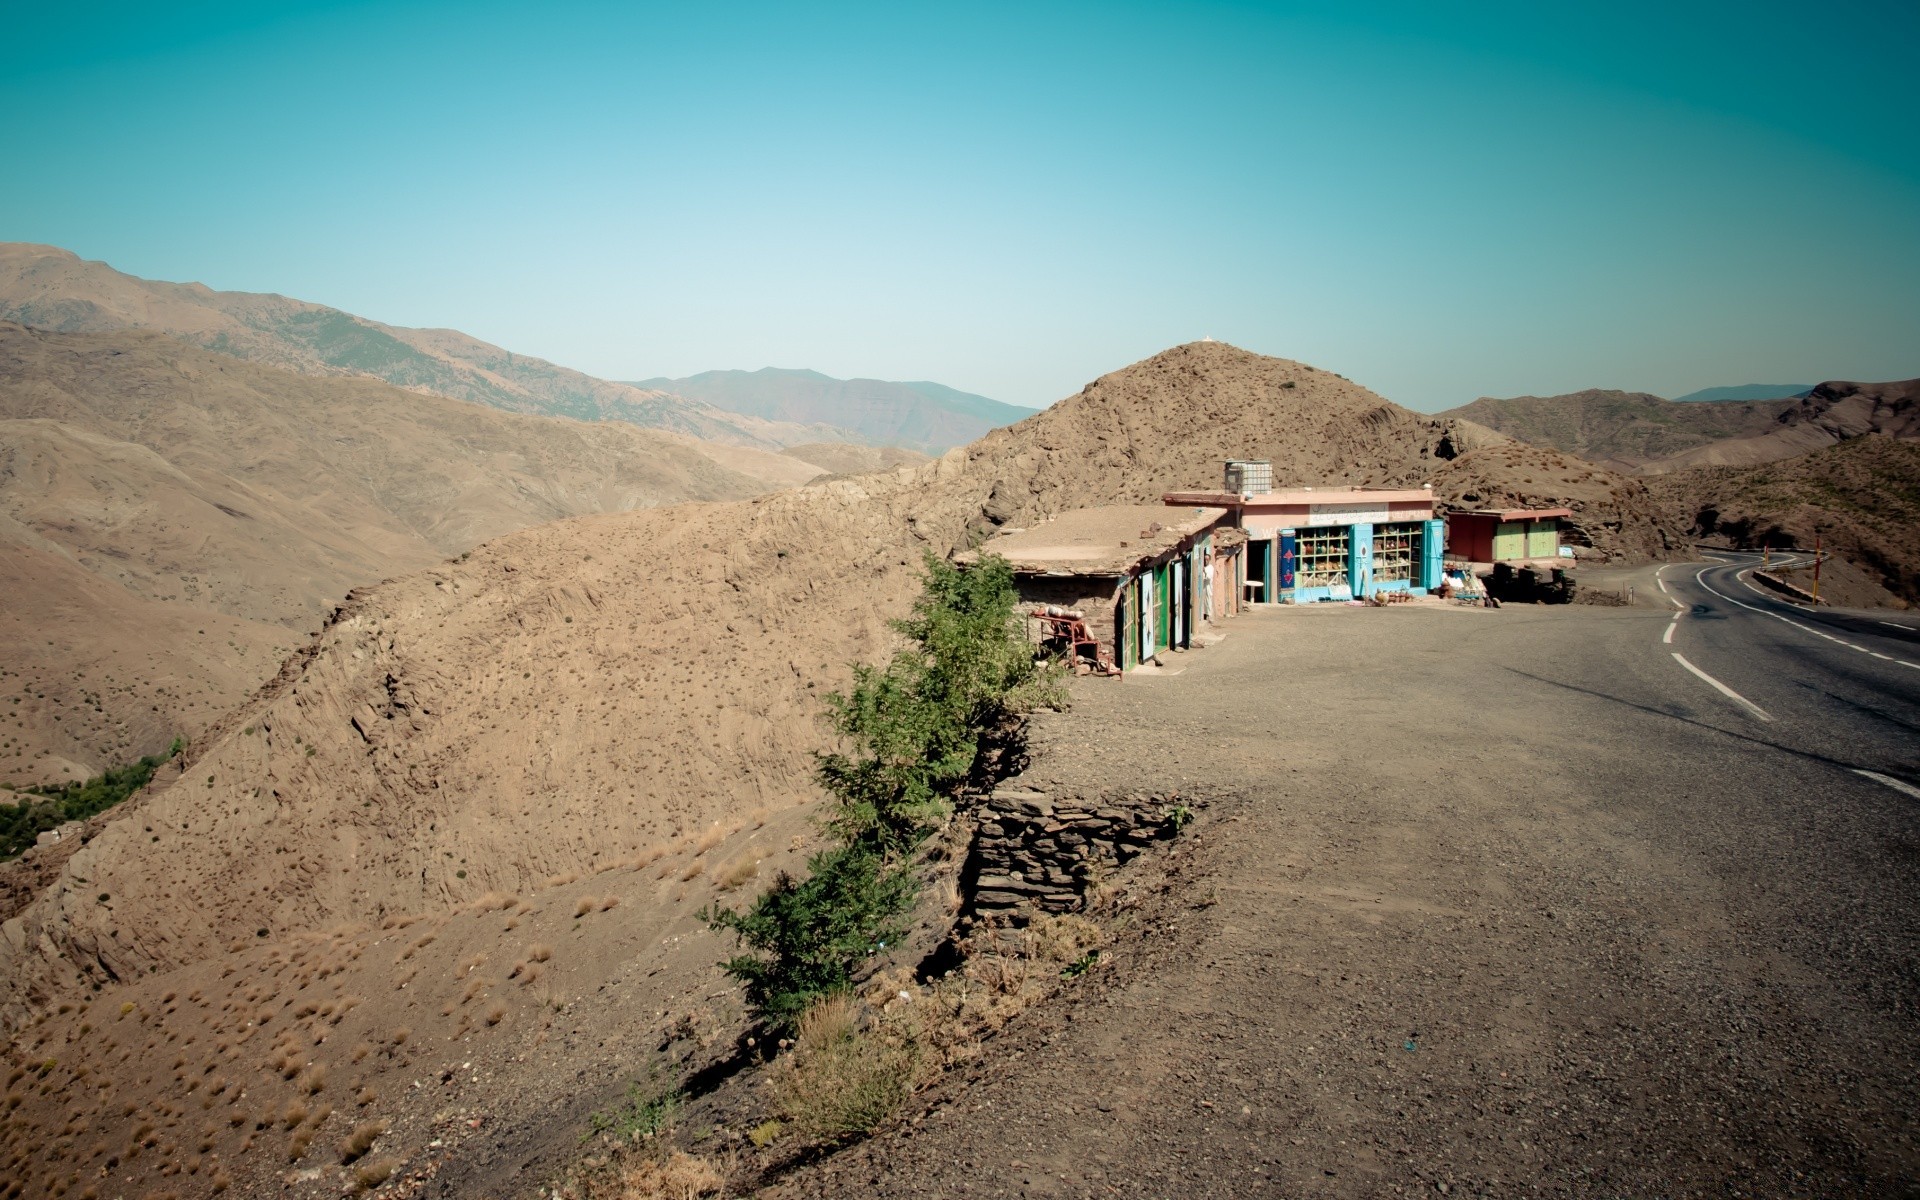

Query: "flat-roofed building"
(1163, 482), (1442, 603)
(960, 504), (1234, 671)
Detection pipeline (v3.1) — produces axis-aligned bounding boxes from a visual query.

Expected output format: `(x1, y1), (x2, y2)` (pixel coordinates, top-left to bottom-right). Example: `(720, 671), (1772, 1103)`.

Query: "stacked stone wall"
(965, 786), (1189, 915)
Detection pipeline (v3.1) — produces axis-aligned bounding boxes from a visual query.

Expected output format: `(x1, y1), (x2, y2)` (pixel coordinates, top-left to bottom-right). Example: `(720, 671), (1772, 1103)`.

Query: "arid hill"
(0, 322), (820, 785)
(1438, 388), (1794, 471)
(1635, 377), (1920, 473)
(779, 442), (931, 476)
(0, 341), (1674, 1199)
(0, 244), (847, 450)
(1650, 434), (1920, 606)
(635, 368), (1034, 454)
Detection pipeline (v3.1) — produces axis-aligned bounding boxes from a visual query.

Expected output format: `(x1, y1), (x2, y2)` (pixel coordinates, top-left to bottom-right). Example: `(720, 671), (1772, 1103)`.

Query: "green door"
(1492, 521), (1526, 561)
(1155, 563), (1171, 651)
(1527, 520), (1558, 558)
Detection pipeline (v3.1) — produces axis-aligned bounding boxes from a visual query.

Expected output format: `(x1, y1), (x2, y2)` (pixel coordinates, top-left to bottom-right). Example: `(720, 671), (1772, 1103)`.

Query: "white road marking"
(1671, 652), (1772, 721)
(1882, 621), (1914, 632)
(1694, 566), (1920, 672)
(1657, 575), (1669, 594)
(1662, 623), (1675, 644)
(1854, 770), (1920, 802)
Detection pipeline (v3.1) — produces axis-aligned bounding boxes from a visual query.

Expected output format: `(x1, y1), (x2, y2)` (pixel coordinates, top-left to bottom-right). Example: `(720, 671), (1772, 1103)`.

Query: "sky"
(2, 1), (1916, 411)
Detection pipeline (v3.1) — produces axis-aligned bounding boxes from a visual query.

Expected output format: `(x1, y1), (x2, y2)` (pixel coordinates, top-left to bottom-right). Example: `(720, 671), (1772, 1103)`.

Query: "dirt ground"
(775, 597), (1920, 1199)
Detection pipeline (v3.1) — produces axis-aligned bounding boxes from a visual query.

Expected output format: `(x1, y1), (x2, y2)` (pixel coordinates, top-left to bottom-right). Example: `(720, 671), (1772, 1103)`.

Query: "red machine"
(1029, 607), (1120, 676)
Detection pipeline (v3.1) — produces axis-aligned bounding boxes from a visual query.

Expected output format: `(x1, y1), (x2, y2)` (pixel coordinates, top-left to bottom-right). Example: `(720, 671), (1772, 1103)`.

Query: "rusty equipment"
(1029, 607), (1120, 676)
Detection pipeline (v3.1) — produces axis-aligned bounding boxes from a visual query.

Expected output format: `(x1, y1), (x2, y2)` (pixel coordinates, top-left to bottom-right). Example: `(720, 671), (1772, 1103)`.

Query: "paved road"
(1658, 551), (1920, 798)
(779, 579), (1920, 1199)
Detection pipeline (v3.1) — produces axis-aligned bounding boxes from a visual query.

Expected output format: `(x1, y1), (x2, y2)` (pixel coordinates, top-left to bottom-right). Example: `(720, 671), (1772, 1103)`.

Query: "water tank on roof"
(1224, 460), (1272, 496)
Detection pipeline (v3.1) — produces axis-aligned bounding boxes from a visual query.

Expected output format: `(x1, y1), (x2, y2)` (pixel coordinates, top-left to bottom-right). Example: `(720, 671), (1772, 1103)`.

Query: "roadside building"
(1165, 464), (1443, 603)
(1445, 507), (1573, 565)
(961, 504), (1232, 671)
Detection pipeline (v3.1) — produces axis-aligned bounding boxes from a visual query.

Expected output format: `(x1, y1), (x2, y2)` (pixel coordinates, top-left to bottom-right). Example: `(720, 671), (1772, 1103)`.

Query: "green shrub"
(816, 552), (1063, 854)
(708, 552), (1062, 1030)
(704, 844), (915, 1031)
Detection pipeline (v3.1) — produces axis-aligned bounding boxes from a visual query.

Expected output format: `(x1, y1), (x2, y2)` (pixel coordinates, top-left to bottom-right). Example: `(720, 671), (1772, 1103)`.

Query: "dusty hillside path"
(779, 593), (1920, 1198)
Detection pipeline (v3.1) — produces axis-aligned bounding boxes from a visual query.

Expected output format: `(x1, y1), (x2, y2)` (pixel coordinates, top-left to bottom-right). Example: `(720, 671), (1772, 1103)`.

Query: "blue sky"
(3, 1), (1916, 410)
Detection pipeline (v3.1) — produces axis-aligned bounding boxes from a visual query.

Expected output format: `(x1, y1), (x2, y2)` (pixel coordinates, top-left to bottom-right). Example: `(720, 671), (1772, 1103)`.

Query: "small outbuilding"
(961, 504), (1232, 671)
(1445, 507), (1573, 565)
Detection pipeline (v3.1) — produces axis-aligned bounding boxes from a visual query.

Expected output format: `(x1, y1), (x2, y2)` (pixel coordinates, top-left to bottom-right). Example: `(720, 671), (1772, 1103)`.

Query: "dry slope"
(0, 323), (818, 783)
(0, 243), (845, 450)
(1439, 388), (1793, 471)
(0, 341), (1674, 1199)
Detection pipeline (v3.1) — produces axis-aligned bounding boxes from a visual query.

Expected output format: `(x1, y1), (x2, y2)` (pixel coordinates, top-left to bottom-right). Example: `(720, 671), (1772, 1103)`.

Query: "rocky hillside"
(1651, 434), (1920, 606)
(0, 322), (819, 784)
(0, 244), (845, 449)
(635, 367), (1034, 454)
(1428, 441), (1689, 562)
(1438, 388), (1794, 470)
(1637, 377), (1920, 473)
(0, 341), (1672, 1199)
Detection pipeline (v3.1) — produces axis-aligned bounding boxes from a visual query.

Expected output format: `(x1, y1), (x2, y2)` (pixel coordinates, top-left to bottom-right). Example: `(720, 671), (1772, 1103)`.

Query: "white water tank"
(1224, 460), (1272, 496)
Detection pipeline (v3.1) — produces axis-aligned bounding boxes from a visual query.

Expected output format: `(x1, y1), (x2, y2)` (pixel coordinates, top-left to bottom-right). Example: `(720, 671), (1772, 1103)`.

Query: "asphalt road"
(778, 572), (1920, 1200)
(1655, 551), (1920, 801)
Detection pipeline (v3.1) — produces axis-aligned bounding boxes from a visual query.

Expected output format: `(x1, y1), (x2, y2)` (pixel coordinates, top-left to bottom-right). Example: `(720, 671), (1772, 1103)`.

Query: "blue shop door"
(1278, 530), (1297, 598)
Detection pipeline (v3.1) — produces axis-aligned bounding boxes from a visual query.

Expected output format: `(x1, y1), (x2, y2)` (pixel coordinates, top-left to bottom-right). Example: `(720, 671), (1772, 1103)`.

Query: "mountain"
(0, 321), (819, 786)
(1437, 389), (1795, 470)
(0, 243), (851, 449)
(1669, 383), (1813, 404)
(779, 442), (931, 476)
(0, 341), (1673, 1198)
(1651, 434), (1920, 606)
(1635, 377), (1920, 473)
(630, 367), (1035, 454)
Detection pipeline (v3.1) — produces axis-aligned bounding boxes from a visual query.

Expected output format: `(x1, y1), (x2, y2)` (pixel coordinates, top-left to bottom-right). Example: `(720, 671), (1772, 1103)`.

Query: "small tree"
(708, 551), (1064, 1030)
(816, 552), (1060, 853)
(705, 844), (916, 1030)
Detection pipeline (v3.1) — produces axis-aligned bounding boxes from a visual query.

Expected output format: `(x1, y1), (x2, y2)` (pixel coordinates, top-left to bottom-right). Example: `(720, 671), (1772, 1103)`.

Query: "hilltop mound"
(0, 244), (845, 449)
(1651, 434), (1920, 606)
(1438, 388), (1794, 470)
(0, 322), (818, 783)
(0, 341), (1671, 1198)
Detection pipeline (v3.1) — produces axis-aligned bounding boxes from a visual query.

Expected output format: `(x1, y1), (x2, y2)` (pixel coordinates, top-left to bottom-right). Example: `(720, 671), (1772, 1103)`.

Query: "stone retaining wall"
(964, 786), (1189, 915)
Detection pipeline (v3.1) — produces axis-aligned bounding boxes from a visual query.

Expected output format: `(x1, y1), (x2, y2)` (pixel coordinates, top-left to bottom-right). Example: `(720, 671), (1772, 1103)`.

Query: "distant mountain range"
(1441, 381), (1916, 473)
(631, 368), (1034, 455)
(1436, 389), (1797, 471)
(1669, 384), (1813, 404)
(0, 245), (1028, 455)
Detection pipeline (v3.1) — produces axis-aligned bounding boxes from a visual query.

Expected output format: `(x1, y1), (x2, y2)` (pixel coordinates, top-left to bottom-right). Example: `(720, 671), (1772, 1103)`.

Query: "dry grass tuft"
(598, 895), (621, 912)
(485, 1002), (507, 1027)
(678, 859), (705, 882)
(693, 824), (727, 856)
(353, 1156), (398, 1192)
(574, 897), (597, 918)
(770, 995), (922, 1140)
(339, 1119), (387, 1163)
(299, 1064), (327, 1095)
(472, 891), (518, 912)
(563, 1147), (726, 1200)
(714, 852), (761, 891)
(528, 943), (554, 963)
(542, 871), (580, 890)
